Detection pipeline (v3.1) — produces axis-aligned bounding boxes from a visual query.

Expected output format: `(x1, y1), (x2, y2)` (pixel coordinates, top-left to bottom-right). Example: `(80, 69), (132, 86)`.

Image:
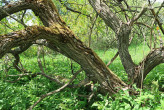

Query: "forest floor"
(0, 44), (163, 110)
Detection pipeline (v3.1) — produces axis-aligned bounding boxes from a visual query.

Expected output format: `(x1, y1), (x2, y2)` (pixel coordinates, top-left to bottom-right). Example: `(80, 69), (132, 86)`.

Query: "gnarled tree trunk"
(0, 0), (163, 97)
(0, 0), (126, 95)
(88, 0), (164, 87)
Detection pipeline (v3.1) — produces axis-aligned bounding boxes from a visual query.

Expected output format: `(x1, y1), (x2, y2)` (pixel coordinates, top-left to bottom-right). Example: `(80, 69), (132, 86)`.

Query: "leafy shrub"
(92, 87), (164, 110)
(92, 37), (117, 50)
(21, 45), (57, 58)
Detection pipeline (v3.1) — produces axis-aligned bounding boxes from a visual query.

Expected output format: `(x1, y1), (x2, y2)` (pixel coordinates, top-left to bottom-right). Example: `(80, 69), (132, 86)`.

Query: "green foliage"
(0, 45), (163, 109)
(92, 87), (164, 110)
(0, 53), (87, 110)
(0, 0), (163, 109)
(91, 36), (117, 50)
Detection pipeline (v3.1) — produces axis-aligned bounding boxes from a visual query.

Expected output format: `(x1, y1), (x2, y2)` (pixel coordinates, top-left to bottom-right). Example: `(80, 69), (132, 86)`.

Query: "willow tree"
(0, 0), (163, 109)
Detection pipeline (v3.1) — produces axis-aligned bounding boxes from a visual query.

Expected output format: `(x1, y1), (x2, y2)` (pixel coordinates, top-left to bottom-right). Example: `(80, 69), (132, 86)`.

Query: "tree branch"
(88, 0), (121, 33)
(130, 4), (148, 25)
(149, 2), (164, 35)
(0, 8), (27, 27)
(135, 22), (151, 28)
(0, 0), (126, 95)
(5, 72), (41, 83)
(134, 47), (164, 87)
(58, 0), (91, 18)
(0, 1), (32, 20)
(106, 52), (119, 66)
(27, 69), (81, 110)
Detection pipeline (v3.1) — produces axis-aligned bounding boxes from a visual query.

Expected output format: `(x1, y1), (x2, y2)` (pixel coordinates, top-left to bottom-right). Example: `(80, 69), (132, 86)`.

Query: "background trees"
(0, 0), (163, 109)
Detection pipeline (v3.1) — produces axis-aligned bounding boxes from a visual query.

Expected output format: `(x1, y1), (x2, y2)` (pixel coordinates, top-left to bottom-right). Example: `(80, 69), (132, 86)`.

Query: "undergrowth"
(0, 45), (163, 110)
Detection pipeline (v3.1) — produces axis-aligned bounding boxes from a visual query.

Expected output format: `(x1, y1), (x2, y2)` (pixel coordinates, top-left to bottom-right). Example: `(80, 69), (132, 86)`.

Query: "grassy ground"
(0, 45), (163, 109)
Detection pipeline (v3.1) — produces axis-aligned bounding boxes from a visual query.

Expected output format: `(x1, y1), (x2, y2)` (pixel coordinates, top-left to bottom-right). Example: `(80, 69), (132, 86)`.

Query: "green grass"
(94, 44), (163, 84)
(0, 45), (163, 109)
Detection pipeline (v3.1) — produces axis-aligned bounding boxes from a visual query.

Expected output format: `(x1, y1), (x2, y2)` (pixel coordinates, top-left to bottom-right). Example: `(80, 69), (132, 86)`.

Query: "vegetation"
(0, 0), (163, 109)
(0, 46), (163, 109)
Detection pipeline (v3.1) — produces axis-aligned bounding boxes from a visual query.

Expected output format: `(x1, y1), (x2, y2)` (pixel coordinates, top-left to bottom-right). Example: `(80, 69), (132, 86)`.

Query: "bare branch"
(131, 4), (148, 24)
(0, 1), (31, 21)
(58, 0), (91, 18)
(6, 72), (41, 83)
(27, 69), (81, 110)
(106, 52), (119, 66)
(0, 8), (27, 27)
(149, 2), (164, 35)
(88, 0), (121, 32)
(135, 22), (151, 28)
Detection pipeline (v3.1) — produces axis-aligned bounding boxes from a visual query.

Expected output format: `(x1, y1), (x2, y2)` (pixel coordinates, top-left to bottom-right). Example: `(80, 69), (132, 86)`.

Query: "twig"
(131, 4), (148, 25)
(1, 8), (27, 27)
(106, 52), (119, 66)
(0, 21), (15, 31)
(37, 45), (45, 73)
(27, 69), (81, 110)
(149, 1), (164, 35)
(88, 14), (98, 47)
(58, 0), (91, 18)
(5, 72), (41, 83)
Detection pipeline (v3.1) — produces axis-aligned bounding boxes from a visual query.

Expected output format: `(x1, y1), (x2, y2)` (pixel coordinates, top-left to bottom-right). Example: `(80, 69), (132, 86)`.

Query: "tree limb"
(88, 0), (121, 33)
(134, 47), (164, 87)
(149, 2), (164, 35)
(130, 4), (148, 25)
(0, 1), (32, 21)
(1, 0), (126, 95)
(58, 0), (91, 18)
(27, 68), (81, 110)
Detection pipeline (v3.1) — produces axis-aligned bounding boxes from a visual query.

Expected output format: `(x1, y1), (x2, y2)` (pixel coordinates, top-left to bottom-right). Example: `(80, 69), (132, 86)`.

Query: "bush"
(92, 86), (164, 110)
(91, 37), (117, 50)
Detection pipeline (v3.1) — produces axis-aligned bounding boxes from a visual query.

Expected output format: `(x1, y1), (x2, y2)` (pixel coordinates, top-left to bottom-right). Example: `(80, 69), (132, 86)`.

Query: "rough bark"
(88, 0), (164, 87)
(88, 0), (120, 33)
(0, 0), (163, 96)
(134, 47), (164, 87)
(0, 2), (32, 21)
(0, 0), (126, 95)
(116, 24), (137, 78)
